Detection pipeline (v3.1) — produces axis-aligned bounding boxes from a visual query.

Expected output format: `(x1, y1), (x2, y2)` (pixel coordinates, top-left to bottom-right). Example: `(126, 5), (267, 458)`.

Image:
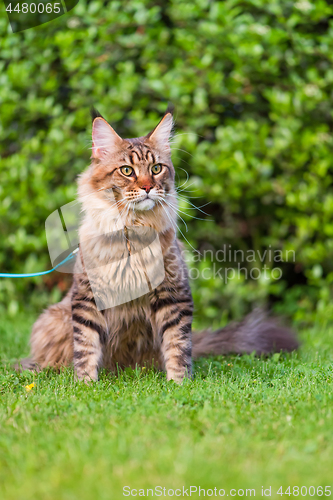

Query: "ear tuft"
(146, 112), (174, 151)
(91, 107), (104, 122)
(92, 117), (123, 159)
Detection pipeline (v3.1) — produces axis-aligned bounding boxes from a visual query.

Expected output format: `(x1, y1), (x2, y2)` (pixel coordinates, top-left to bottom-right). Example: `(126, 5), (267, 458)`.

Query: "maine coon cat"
(19, 110), (298, 383)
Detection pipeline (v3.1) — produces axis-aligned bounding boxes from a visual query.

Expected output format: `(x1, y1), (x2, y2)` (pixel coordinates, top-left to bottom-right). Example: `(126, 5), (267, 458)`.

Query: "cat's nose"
(142, 185), (152, 194)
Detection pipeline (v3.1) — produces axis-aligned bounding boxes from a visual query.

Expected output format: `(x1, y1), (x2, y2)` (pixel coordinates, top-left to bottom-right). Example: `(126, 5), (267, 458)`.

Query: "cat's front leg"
(152, 288), (194, 383)
(71, 285), (107, 382)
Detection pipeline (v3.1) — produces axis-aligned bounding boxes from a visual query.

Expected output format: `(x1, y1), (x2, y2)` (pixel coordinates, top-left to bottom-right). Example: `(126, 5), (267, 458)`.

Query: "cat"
(18, 110), (299, 383)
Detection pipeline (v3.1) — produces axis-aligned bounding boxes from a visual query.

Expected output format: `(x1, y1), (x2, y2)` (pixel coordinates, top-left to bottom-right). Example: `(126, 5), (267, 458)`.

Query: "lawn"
(0, 311), (332, 500)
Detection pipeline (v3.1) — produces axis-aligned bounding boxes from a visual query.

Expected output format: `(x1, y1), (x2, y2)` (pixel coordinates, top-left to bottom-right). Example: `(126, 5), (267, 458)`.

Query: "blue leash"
(0, 247), (79, 278)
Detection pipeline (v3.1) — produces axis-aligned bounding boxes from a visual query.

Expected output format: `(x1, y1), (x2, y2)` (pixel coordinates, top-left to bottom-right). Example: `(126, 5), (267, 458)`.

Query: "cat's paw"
(166, 369), (191, 384)
(75, 368), (98, 384)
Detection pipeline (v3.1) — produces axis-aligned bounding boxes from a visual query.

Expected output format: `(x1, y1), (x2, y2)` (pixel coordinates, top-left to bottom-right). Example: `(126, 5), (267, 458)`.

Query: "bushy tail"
(192, 309), (299, 358)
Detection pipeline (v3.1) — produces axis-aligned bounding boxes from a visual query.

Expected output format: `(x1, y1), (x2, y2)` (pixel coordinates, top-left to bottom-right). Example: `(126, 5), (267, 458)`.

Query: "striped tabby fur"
(18, 111), (299, 383)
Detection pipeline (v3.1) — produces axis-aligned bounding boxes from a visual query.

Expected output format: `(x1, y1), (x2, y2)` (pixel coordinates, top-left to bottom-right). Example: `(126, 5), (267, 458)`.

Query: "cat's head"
(78, 110), (177, 234)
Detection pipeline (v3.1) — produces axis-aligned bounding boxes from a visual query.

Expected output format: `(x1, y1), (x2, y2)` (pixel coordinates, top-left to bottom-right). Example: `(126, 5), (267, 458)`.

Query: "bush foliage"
(1, 0), (333, 325)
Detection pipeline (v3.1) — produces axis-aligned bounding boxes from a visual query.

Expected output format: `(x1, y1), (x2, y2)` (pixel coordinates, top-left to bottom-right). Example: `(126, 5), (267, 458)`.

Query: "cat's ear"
(146, 112), (174, 151)
(92, 117), (122, 159)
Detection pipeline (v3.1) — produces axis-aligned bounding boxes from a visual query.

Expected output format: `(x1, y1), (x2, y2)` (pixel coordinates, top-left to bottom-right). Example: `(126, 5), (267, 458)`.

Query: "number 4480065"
(6, 3), (61, 13)
(277, 486), (331, 496)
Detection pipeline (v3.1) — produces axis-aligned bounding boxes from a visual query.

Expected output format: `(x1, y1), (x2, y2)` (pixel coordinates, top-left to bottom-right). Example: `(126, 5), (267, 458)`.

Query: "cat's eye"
(152, 164), (162, 175)
(120, 166), (134, 176)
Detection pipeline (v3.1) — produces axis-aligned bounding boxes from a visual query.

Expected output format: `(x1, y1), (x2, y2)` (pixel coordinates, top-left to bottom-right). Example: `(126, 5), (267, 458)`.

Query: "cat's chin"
(135, 199), (156, 211)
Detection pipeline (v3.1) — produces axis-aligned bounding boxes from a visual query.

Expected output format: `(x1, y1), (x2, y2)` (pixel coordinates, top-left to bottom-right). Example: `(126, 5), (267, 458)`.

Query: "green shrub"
(0, 0), (333, 325)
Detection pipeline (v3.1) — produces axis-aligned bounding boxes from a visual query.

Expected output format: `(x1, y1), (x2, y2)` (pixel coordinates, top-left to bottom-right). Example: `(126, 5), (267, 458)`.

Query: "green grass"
(0, 312), (333, 500)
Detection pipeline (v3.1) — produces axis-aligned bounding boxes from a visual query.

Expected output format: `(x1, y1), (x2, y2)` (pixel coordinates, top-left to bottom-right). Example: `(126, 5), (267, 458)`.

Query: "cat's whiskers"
(167, 201), (212, 222)
(175, 182), (197, 194)
(157, 198), (189, 232)
(156, 196), (211, 225)
(175, 177), (192, 192)
(156, 199), (199, 254)
(170, 147), (194, 157)
(165, 193), (211, 215)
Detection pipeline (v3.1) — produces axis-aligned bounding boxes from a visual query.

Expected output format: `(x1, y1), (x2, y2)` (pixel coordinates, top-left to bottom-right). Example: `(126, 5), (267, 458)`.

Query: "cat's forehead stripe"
(130, 150), (141, 164)
(126, 144), (156, 165)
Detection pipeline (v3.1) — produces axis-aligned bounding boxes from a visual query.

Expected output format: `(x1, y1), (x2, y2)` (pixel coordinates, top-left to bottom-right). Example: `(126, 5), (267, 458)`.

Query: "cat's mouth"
(134, 198), (156, 211)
